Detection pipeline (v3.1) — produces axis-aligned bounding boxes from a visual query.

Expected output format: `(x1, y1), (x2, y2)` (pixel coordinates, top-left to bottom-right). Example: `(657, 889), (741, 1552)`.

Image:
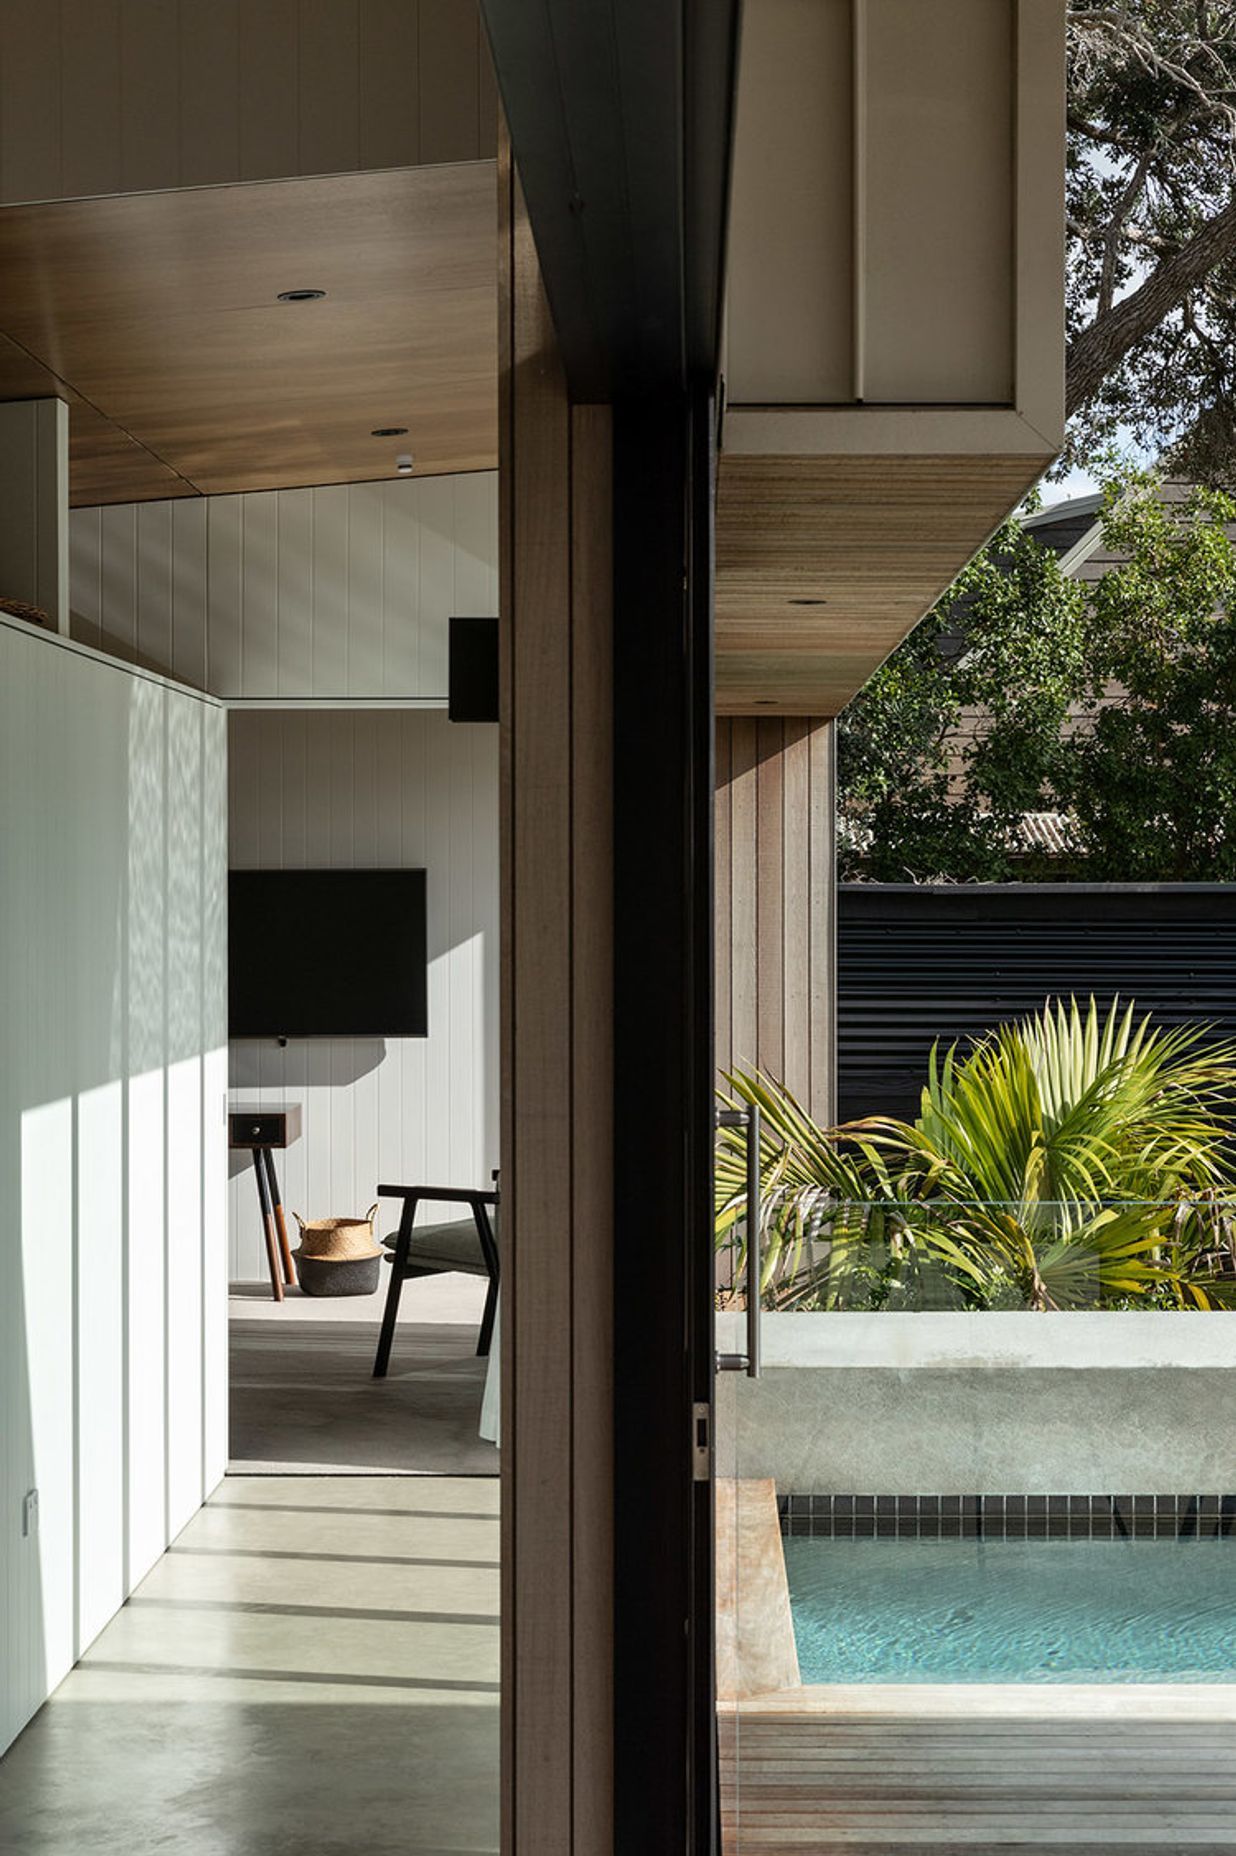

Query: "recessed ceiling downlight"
(277, 288), (326, 302)
(371, 426), (409, 438)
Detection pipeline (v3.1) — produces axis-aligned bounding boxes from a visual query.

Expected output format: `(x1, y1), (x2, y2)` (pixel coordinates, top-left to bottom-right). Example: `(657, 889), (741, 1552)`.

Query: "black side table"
(228, 1104), (303, 1302)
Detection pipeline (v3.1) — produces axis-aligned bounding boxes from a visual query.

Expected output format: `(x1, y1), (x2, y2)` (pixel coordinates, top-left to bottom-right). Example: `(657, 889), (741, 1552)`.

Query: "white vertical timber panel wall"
(68, 473), (499, 700)
(0, 617), (227, 1756)
(227, 709), (499, 1280)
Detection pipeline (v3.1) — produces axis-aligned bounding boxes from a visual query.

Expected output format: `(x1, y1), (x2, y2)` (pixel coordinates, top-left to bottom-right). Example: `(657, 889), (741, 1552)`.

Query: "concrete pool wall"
(714, 1312), (1236, 1495)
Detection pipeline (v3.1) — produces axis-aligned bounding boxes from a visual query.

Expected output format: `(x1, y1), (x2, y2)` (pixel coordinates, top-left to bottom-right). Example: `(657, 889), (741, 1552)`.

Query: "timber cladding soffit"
(713, 454), (1047, 718)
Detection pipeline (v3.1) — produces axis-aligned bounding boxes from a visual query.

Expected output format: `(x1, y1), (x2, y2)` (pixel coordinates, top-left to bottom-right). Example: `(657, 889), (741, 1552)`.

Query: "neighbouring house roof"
(1021, 490), (1103, 529)
(1021, 492), (1106, 578)
(1020, 480), (1230, 588)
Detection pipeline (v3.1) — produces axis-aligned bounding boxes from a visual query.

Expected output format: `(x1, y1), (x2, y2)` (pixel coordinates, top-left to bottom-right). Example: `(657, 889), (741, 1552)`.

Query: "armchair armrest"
(376, 1183), (498, 1205)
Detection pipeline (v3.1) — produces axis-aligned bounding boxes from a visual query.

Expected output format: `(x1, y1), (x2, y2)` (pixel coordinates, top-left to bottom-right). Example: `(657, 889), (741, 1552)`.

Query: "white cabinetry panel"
(0, 620), (227, 1754)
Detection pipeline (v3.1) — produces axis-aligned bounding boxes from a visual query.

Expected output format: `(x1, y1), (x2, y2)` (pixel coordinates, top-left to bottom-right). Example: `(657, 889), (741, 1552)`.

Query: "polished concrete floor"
(229, 1275), (497, 1475)
(0, 1476), (500, 1855)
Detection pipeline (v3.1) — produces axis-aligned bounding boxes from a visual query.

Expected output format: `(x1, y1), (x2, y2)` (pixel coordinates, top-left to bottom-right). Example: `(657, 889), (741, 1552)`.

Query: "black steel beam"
(477, 0), (740, 398)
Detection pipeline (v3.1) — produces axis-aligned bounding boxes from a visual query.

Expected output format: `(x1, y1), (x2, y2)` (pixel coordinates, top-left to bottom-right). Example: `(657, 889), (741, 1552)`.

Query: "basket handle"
(365, 1202), (379, 1225)
(292, 1211), (306, 1231)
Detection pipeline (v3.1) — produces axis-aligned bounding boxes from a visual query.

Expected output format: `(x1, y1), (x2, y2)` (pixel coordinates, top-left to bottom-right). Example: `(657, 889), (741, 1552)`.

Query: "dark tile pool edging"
(778, 1493), (1236, 1540)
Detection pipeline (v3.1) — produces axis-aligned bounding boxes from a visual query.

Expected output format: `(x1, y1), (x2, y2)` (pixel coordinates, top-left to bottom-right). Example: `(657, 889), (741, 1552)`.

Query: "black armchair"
(371, 1182), (499, 1379)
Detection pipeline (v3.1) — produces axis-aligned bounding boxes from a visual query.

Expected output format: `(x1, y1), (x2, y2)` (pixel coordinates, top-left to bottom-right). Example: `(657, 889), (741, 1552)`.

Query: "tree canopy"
(836, 476), (1236, 882)
(838, 12), (1236, 879)
(1065, 2), (1236, 483)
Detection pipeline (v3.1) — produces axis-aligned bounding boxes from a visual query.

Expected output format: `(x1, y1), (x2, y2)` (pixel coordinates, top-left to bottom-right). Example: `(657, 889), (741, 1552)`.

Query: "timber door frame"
(498, 148), (616, 1853)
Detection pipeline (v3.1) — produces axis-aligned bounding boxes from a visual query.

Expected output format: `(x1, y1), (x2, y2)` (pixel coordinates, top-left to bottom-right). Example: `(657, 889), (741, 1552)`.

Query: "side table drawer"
(228, 1105), (302, 1149)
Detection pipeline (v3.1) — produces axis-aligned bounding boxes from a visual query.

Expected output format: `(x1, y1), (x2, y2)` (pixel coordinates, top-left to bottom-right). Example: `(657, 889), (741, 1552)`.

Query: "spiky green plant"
(717, 999), (1236, 1311)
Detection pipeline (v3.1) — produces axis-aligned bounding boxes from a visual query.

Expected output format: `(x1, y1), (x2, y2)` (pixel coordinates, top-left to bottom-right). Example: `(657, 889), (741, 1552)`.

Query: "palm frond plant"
(717, 1070), (883, 1309)
(715, 1070), (998, 1311)
(717, 998), (1236, 1311)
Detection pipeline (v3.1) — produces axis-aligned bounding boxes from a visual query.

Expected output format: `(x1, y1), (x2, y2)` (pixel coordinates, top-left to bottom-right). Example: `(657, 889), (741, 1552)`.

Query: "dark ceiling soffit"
(478, 0), (741, 401)
(683, 0), (742, 381)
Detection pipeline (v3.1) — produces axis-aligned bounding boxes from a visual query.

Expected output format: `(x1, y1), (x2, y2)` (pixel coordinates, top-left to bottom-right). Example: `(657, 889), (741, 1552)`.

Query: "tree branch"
(1067, 110), (1140, 150)
(1098, 143), (1158, 312)
(1068, 5), (1236, 164)
(1070, 215), (1181, 253)
(1066, 193), (1236, 417)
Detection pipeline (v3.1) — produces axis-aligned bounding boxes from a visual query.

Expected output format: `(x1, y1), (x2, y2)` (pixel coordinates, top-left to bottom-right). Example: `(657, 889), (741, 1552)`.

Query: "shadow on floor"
(0, 1698), (500, 1855)
(0, 1475), (500, 1855)
(230, 1319), (497, 1475)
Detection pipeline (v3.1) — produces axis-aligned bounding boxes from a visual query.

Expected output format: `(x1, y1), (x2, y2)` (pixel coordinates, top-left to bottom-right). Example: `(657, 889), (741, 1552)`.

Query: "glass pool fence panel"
(713, 1105), (751, 1850)
(716, 1193), (1236, 1842)
(715, 1197), (1236, 1315)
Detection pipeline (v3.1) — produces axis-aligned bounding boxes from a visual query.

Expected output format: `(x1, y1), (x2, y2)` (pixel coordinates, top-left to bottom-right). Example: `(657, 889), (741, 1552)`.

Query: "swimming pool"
(783, 1537), (1236, 1683)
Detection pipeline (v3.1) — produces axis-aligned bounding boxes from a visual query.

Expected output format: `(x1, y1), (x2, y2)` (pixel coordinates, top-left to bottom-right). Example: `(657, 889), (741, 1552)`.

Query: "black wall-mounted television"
(228, 869), (428, 1038)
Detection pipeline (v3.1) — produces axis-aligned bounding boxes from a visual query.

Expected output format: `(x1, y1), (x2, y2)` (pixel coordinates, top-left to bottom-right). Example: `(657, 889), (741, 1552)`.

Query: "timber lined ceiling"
(0, 162), (1042, 714)
(0, 162), (498, 505)
(715, 454), (1046, 717)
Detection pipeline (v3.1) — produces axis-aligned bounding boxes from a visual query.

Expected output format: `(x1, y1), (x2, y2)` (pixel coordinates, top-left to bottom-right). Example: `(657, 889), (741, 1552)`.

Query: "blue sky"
(1051, 463), (1101, 502)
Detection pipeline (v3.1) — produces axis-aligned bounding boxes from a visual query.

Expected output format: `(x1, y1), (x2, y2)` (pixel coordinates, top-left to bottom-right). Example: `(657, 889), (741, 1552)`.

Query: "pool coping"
(716, 1309), (1236, 1369)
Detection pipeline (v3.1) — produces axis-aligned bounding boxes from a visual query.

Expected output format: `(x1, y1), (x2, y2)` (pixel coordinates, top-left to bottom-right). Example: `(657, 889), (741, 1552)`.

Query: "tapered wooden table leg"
(252, 1146), (284, 1303)
(263, 1146), (297, 1287)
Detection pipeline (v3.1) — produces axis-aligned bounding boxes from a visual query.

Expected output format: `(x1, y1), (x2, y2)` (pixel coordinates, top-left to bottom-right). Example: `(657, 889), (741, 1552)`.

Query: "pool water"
(783, 1537), (1236, 1683)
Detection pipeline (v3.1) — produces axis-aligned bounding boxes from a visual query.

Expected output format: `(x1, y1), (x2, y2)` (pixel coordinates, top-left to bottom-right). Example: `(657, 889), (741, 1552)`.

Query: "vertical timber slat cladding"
(837, 884), (1236, 1123)
(756, 720), (785, 1081)
(715, 719), (733, 1069)
(728, 718), (759, 1073)
(498, 142), (614, 1854)
(715, 717), (836, 1121)
(0, 0), (497, 204)
(782, 718), (811, 1093)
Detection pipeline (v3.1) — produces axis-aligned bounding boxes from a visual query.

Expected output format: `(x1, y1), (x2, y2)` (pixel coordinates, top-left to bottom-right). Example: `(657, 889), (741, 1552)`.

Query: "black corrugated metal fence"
(837, 884), (1236, 1123)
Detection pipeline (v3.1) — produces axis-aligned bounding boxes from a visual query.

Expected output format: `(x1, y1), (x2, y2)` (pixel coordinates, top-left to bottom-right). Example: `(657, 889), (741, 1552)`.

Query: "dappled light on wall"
(0, 618), (228, 1755)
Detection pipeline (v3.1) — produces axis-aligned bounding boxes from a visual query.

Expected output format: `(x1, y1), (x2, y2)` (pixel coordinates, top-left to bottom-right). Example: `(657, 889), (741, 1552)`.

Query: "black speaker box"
(448, 615), (499, 722)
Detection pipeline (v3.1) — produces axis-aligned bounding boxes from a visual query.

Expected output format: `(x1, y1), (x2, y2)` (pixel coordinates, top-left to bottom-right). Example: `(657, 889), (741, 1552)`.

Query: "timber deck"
(720, 1687), (1236, 1851)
